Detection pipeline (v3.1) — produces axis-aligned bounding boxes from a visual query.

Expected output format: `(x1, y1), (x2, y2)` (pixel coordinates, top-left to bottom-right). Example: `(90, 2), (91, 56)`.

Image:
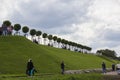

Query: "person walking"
(112, 63), (115, 71)
(26, 59), (34, 76)
(61, 61), (65, 74)
(102, 62), (106, 74)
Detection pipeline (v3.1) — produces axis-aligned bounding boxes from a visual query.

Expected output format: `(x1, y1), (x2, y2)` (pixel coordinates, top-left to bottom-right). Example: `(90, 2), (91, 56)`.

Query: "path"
(105, 71), (118, 75)
(65, 68), (111, 74)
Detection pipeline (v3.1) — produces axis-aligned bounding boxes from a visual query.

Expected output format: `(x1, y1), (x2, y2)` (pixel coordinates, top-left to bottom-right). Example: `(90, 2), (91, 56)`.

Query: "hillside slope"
(0, 36), (114, 74)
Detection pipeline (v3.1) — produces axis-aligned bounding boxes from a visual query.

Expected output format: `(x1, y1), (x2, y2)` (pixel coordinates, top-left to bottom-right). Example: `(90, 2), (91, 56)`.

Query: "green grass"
(0, 74), (103, 80)
(0, 36), (116, 74)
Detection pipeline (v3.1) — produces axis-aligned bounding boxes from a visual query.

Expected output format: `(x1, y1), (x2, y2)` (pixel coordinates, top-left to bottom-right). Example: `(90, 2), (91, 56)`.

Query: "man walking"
(26, 59), (34, 76)
(102, 62), (106, 74)
(61, 61), (65, 74)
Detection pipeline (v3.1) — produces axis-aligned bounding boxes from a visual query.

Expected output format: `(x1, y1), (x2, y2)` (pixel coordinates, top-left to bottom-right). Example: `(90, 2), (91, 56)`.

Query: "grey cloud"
(91, 28), (120, 49)
(10, 0), (93, 32)
(102, 29), (120, 41)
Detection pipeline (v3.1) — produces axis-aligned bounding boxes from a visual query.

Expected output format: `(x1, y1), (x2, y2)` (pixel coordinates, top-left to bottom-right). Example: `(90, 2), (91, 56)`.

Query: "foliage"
(96, 49), (117, 59)
(53, 36), (57, 41)
(42, 33), (47, 38)
(30, 29), (36, 36)
(48, 34), (52, 40)
(57, 38), (61, 43)
(14, 24), (21, 31)
(3, 20), (11, 26)
(36, 31), (42, 36)
(22, 26), (29, 33)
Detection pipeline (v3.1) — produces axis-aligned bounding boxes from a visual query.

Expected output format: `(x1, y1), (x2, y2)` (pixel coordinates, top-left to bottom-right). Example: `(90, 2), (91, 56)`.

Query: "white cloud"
(87, 0), (120, 24)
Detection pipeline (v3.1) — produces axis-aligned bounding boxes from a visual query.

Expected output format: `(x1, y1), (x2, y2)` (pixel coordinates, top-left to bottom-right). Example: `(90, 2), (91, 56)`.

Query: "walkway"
(105, 71), (118, 75)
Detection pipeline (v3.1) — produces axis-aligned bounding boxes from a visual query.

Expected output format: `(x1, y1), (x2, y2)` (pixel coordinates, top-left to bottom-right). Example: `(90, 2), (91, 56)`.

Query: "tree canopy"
(96, 49), (117, 59)
(3, 20), (11, 26)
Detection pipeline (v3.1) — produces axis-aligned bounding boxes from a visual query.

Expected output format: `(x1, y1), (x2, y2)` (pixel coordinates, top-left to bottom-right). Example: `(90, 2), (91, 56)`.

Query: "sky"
(0, 0), (120, 56)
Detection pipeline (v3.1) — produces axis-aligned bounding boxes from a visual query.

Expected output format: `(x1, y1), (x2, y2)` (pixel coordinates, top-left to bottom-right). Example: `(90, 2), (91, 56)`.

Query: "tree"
(42, 33), (47, 45)
(14, 24), (21, 35)
(64, 40), (68, 50)
(80, 45), (84, 53)
(53, 36), (57, 47)
(22, 26), (29, 37)
(87, 47), (92, 53)
(3, 20), (11, 26)
(71, 42), (76, 51)
(77, 44), (83, 53)
(36, 31), (42, 44)
(57, 38), (61, 48)
(61, 39), (66, 49)
(48, 34), (53, 46)
(68, 41), (72, 51)
(30, 29), (36, 41)
(96, 49), (117, 59)
(74, 43), (78, 52)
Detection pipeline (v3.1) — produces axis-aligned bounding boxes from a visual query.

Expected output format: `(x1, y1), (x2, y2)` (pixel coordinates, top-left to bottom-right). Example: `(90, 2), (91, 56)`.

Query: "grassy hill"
(0, 36), (116, 74)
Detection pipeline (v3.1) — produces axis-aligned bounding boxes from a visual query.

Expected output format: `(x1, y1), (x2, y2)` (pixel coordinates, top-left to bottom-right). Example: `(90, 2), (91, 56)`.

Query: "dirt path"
(105, 71), (118, 75)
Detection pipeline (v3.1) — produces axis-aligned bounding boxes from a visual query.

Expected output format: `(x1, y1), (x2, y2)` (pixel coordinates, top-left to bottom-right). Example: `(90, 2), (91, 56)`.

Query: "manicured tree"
(68, 41), (72, 50)
(72, 42), (76, 51)
(42, 33), (47, 45)
(22, 26), (29, 37)
(30, 29), (36, 41)
(64, 40), (68, 49)
(61, 39), (65, 49)
(88, 47), (92, 52)
(48, 34), (53, 46)
(36, 31), (42, 44)
(76, 44), (79, 52)
(78, 44), (83, 53)
(3, 20), (11, 26)
(82, 45), (86, 53)
(74, 43), (78, 52)
(14, 24), (21, 35)
(57, 38), (61, 48)
(70, 42), (73, 51)
(53, 36), (57, 47)
(85, 46), (92, 53)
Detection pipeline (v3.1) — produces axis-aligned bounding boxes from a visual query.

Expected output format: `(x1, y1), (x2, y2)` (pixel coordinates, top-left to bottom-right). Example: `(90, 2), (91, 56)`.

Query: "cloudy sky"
(0, 0), (120, 56)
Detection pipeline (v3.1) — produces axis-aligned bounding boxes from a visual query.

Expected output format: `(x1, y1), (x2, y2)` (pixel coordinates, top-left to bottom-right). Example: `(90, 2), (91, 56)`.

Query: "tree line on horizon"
(0, 20), (92, 53)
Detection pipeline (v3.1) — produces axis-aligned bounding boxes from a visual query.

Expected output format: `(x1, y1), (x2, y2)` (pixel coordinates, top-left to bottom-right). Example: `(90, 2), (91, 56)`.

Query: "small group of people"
(26, 59), (65, 76)
(27, 60), (120, 76)
(102, 62), (116, 74)
(0, 24), (13, 36)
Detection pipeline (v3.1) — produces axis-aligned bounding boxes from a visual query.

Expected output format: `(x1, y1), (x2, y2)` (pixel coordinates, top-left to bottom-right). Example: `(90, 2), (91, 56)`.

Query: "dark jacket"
(27, 61), (34, 70)
(102, 63), (106, 69)
(61, 62), (65, 69)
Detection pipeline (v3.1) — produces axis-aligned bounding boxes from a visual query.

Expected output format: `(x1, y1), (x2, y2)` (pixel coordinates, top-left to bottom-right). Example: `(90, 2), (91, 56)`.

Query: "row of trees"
(1, 20), (92, 53)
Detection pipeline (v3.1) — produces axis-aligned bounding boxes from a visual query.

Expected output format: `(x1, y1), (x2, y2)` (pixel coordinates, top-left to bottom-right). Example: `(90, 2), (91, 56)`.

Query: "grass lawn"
(0, 73), (103, 80)
(0, 36), (117, 74)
